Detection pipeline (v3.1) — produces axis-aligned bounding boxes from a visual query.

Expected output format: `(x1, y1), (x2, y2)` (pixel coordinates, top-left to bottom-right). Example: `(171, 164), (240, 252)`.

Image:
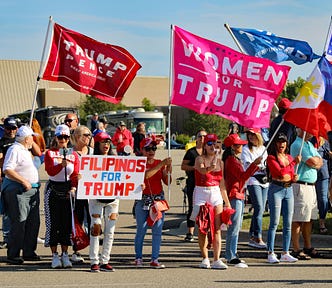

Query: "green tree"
(280, 77), (305, 101)
(141, 97), (155, 111)
(78, 96), (127, 124)
(184, 110), (230, 139)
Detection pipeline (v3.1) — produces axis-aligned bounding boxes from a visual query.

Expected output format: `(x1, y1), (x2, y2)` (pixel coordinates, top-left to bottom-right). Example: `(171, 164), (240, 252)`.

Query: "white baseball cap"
(16, 125), (35, 138)
(55, 124), (70, 136)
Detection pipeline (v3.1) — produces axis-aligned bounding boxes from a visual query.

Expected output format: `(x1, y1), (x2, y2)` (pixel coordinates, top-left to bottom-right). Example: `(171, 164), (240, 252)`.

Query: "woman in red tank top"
(192, 134), (230, 270)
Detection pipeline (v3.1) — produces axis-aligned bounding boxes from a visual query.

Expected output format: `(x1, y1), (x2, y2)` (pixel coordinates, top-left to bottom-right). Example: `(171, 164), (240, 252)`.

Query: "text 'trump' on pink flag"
(42, 23), (141, 104)
(283, 56), (332, 139)
(170, 26), (290, 129)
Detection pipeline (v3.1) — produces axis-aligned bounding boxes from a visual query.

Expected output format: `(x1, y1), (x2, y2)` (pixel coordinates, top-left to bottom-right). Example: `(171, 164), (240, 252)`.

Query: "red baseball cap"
(278, 98), (292, 110)
(94, 131), (111, 143)
(246, 128), (261, 134)
(223, 134), (248, 147)
(203, 134), (218, 145)
(140, 137), (157, 150)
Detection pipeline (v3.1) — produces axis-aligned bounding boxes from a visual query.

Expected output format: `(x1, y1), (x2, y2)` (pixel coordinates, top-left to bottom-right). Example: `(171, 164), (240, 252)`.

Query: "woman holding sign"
(89, 131), (118, 272)
(44, 124), (80, 269)
(134, 137), (172, 269)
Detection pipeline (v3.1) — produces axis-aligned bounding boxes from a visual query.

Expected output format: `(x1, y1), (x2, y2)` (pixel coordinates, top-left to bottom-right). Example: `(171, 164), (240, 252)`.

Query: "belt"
(271, 180), (292, 188)
(31, 183), (40, 188)
(296, 181), (315, 186)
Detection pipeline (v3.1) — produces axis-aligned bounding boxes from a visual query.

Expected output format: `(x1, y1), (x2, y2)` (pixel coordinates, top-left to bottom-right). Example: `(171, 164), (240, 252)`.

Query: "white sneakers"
(71, 252), (85, 263)
(280, 253), (298, 263)
(61, 252), (73, 268)
(199, 258), (228, 269)
(211, 259), (228, 270)
(199, 258), (211, 269)
(267, 253), (280, 264)
(51, 253), (62, 269)
(227, 258), (248, 268)
(51, 252), (73, 268)
(268, 252), (298, 263)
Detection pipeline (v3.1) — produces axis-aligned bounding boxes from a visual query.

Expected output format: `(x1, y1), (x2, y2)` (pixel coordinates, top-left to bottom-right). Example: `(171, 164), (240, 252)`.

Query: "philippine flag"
(283, 56), (332, 139)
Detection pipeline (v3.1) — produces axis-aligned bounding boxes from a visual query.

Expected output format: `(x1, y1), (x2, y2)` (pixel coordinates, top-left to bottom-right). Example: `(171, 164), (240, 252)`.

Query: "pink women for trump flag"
(170, 26), (290, 128)
(42, 23), (141, 104)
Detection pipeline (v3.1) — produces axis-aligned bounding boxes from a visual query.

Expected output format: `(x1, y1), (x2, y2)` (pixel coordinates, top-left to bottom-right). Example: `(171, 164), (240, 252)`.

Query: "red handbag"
(70, 196), (89, 251)
(71, 213), (90, 251)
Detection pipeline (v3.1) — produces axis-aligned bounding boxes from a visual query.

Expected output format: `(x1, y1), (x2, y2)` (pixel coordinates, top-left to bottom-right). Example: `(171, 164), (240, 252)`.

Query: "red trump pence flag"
(283, 56), (332, 140)
(170, 26), (290, 128)
(42, 23), (141, 104)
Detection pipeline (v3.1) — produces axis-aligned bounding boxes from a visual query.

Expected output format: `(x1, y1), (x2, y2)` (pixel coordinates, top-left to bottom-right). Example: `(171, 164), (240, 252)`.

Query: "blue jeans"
(0, 193), (10, 243)
(2, 178), (40, 258)
(315, 178), (329, 220)
(247, 184), (268, 239)
(267, 183), (294, 253)
(226, 199), (244, 261)
(134, 199), (165, 261)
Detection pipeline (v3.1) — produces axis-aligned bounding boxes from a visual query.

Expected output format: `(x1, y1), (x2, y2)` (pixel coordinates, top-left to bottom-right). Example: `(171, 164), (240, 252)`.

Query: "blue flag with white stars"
(230, 27), (320, 65)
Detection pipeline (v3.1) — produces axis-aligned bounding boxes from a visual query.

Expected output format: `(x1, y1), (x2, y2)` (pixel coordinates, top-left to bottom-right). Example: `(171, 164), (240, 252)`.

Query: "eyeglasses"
(64, 118), (76, 123)
(57, 135), (70, 140)
(82, 133), (91, 137)
(5, 126), (17, 131)
(206, 141), (216, 146)
(144, 146), (157, 152)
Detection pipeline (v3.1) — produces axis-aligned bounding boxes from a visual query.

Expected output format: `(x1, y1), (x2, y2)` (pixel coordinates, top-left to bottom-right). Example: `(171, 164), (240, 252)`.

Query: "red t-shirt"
(143, 159), (165, 196)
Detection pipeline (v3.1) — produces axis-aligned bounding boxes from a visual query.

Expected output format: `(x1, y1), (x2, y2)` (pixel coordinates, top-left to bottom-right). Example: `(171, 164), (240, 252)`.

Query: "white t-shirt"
(3, 142), (39, 184)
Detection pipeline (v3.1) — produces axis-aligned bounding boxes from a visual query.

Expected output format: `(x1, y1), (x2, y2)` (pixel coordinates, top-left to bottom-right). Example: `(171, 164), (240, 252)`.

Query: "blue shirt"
(290, 136), (320, 183)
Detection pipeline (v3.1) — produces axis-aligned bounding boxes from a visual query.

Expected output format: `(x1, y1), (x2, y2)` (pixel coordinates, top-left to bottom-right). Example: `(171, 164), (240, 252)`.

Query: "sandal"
(303, 247), (321, 258)
(291, 250), (311, 260)
(319, 227), (328, 234)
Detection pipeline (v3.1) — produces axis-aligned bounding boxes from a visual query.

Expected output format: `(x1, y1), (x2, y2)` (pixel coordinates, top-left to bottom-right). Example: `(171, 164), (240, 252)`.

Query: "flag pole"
(224, 23), (246, 54)
(166, 24), (175, 202)
(28, 16), (53, 127)
(224, 23), (280, 113)
(323, 16), (332, 55)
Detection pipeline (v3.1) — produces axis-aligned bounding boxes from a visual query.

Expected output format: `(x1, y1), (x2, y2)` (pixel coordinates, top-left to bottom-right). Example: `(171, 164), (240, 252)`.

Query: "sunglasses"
(5, 126), (17, 131)
(100, 140), (111, 144)
(197, 134), (207, 138)
(57, 135), (70, 140)
(82, 133), (91, 137)
(206, 141), (216, 146)
(145, 146), (157, 152)
(64, 118), (76, 123)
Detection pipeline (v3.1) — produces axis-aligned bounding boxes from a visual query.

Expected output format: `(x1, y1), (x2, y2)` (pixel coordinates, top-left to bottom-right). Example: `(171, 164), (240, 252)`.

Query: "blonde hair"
(247, 132), (264, 151)
(73, 125), (91, 145)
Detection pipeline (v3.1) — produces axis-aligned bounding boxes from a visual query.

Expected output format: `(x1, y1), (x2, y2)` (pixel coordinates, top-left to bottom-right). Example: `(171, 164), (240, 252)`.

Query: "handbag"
(147, 199), (170, 227)
(253, 174), (268, 184)
(70, 196), (89, 251)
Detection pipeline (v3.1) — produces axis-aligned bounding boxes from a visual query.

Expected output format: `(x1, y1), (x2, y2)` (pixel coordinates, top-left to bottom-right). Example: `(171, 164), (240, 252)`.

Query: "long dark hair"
(93, 141), (114, 155)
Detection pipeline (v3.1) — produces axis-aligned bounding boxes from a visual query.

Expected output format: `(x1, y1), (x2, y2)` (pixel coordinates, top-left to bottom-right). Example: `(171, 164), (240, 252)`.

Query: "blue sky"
(0, 0), (331, 81)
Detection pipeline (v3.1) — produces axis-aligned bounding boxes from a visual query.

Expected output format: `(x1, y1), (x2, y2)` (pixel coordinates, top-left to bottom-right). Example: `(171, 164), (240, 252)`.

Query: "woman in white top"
(241, 128), (269, 249)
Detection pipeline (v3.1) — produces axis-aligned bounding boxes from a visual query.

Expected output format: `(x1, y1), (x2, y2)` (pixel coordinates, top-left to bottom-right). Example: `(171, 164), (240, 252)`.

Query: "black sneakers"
(184, 233), (194, 242)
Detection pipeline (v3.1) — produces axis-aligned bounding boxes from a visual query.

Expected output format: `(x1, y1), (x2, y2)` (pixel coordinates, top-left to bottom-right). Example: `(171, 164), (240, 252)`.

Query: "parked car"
(164, 139), (185, 149)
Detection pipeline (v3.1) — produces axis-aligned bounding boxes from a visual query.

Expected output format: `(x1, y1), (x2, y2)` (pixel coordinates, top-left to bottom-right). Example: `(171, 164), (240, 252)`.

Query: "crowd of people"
(0, 98), (331, 271)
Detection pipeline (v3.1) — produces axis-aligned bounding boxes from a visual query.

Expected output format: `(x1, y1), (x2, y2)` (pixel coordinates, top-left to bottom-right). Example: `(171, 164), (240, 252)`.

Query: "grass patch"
(242, 210), (332, 235)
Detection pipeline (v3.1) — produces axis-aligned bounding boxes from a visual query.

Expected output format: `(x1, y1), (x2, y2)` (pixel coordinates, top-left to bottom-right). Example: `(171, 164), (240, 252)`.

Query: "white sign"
(77, 155), (146, 200)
